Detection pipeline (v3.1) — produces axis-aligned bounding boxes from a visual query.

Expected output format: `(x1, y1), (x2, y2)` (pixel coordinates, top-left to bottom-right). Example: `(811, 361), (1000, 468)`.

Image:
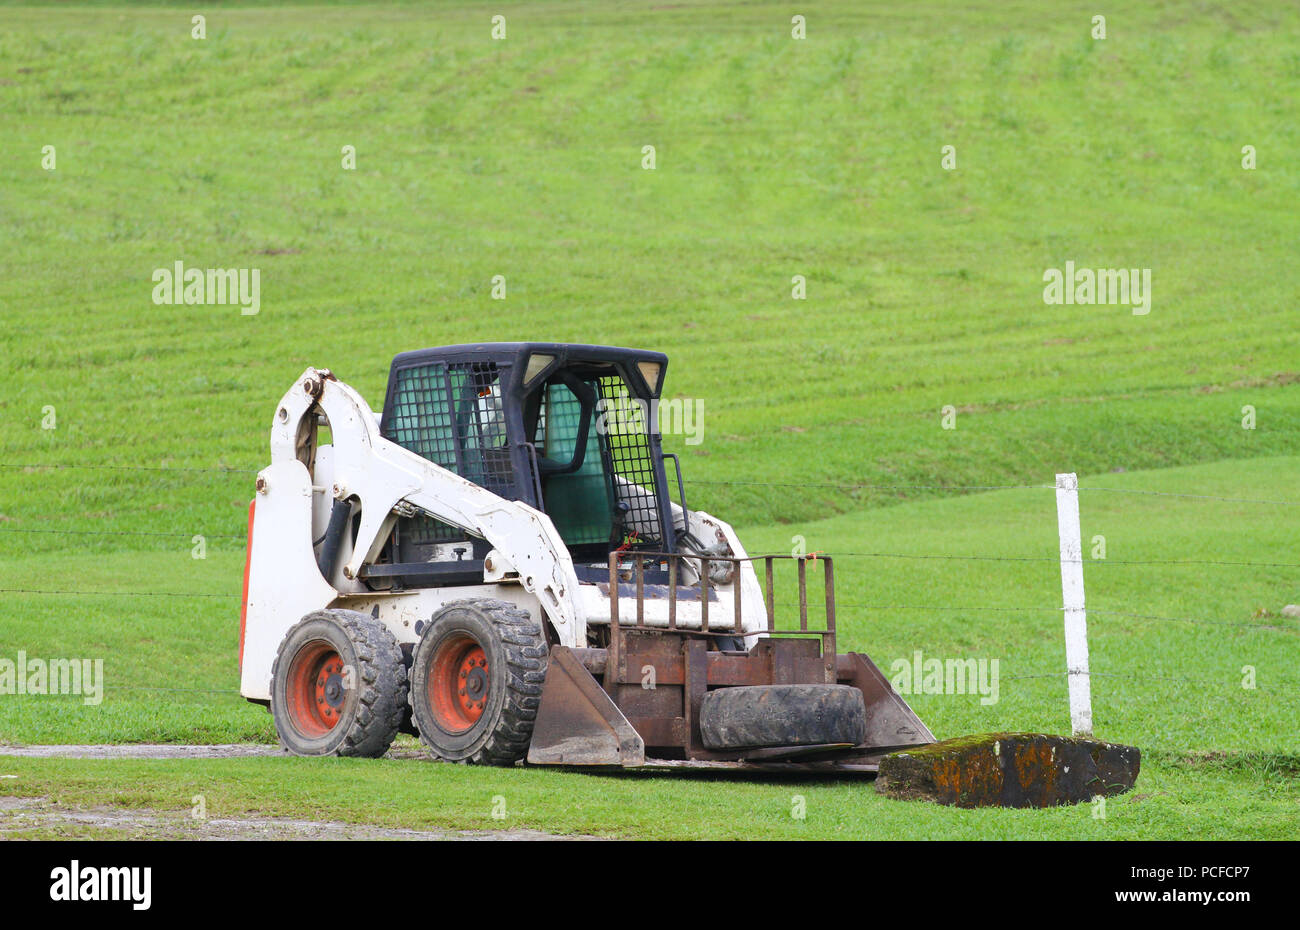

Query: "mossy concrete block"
(876, 732), (1140, 808)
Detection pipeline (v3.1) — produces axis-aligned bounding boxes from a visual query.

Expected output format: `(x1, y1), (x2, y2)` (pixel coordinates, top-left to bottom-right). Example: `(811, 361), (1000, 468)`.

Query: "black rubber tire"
(699, 684), (867, 750)
(396, 644), (419, 737)
(270, 608), (408, 757)
(409, 598), (548, 765)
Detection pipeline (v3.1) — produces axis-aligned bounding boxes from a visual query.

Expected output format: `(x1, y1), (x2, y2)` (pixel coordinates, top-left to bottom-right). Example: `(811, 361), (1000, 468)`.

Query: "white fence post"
(1055, 472), (1093, 738)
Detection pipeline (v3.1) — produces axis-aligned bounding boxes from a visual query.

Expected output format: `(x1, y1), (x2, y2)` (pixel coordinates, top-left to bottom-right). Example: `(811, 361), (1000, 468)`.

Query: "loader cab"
(376, 343), (678, 585)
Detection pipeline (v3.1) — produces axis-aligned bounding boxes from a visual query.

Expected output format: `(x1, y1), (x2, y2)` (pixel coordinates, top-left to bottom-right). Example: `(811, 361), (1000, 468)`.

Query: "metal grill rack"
(596, 375), (663, 547)
(383, 361), (517, 554)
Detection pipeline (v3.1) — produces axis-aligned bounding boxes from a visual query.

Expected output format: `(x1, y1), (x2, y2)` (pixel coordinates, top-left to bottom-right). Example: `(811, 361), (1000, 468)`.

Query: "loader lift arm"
(269, 368), (584, 640)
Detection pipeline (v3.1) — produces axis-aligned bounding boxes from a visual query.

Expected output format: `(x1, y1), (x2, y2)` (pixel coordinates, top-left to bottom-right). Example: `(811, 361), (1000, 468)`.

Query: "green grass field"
(1, 1), (1297, 839)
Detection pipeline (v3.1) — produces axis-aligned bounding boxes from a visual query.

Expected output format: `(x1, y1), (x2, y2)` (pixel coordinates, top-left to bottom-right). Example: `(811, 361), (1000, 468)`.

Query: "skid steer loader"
(239, 343), (934, 771)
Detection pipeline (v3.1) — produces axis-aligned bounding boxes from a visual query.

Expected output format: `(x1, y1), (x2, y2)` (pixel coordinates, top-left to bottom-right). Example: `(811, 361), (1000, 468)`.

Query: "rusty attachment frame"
(524, 550), (933, 770)
(607, 550), (835, 635)
(605, 551), (837, 686)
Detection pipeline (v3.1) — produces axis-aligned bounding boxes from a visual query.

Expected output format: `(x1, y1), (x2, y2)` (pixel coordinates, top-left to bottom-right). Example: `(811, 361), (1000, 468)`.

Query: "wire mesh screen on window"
(597, 375), (663, 546)
(385, 363), (456, 470)
(450, 364), (515, 498)
(383, 361), (515, 548)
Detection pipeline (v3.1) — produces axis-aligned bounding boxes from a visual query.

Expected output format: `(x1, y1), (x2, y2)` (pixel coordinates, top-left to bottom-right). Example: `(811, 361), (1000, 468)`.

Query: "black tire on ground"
(396, 644), (419, 736)
(409, 598), (548, 765)
(270, 608), (408, 757)
(699, 684), (868, 750)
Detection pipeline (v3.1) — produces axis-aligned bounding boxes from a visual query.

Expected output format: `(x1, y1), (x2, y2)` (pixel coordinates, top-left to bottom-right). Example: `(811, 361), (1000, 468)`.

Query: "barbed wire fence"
(0, 461), (1297, 705)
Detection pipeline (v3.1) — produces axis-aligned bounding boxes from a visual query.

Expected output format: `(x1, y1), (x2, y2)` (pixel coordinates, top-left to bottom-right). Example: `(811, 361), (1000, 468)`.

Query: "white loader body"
(239, 368), (766, 702)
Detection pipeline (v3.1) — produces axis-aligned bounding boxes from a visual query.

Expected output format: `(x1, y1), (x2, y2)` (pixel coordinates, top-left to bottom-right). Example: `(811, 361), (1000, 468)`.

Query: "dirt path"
(0, 796), (596, 840)
(0, 743), (282, 760)
(0, 744), (602, 839)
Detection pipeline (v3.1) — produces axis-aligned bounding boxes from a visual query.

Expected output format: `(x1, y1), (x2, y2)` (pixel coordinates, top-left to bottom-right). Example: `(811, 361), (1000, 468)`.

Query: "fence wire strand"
(4, 461), (1295, 503)
(2, 459), (1296, 708)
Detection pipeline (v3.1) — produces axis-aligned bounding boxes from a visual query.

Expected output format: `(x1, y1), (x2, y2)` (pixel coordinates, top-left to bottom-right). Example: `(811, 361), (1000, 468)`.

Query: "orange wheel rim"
(428, 634), (488, 733)
(287, 641), (346, 738)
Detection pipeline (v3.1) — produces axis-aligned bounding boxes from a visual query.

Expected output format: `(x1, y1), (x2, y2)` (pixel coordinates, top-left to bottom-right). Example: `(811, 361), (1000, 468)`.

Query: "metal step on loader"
(239, 343), (934, 772)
